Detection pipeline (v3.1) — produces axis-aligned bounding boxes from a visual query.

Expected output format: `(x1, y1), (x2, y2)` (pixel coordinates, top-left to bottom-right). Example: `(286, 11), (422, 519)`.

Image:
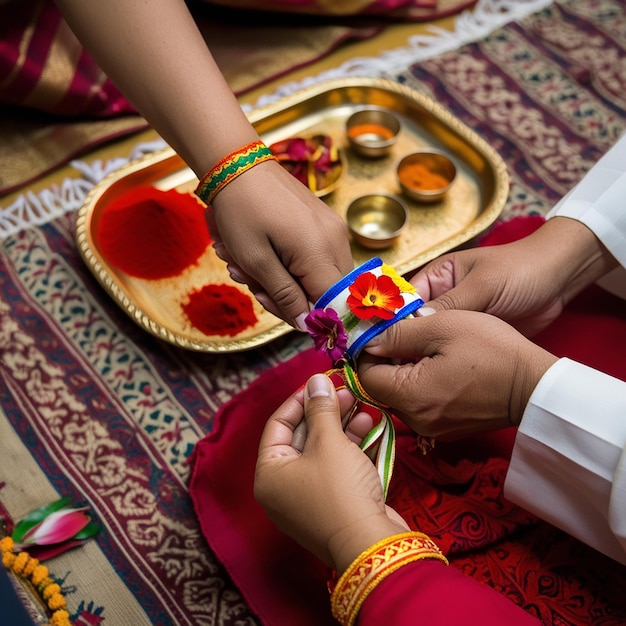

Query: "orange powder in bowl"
(348, 123), (396, 142)
(398, 162), (450, 191)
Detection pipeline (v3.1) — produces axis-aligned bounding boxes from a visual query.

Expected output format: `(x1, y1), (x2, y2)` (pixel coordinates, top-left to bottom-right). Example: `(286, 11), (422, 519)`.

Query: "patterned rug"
(1, 1), (625, 625)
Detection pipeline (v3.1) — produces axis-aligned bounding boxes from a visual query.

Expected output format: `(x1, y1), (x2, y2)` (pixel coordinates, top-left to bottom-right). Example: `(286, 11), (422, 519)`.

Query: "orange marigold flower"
(347, 272), (404, 321)
(23, 556), (39, 576)
(37, 576), (54, 593)
(49, 609), (71, 626)
(48, 592), (67, 611)
(43, 582), (62, 600)
(11, 551), (29, 575)
(31, 564), (49, 586)
(0, 536), (14, 552)
(2, 550), (15, 568)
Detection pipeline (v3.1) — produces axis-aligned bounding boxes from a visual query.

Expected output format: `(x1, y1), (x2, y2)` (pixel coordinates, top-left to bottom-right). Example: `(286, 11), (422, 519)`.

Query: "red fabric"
(361, 560), (539, 625)
(189, 216), (626, 625)
(190, 348), (335, 625)
(0, 1), (133, 118)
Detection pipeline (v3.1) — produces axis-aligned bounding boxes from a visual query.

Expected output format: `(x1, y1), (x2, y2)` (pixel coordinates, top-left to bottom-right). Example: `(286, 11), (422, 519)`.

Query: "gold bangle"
(330, 531), (448, 626)
(194, 140), (277, 205)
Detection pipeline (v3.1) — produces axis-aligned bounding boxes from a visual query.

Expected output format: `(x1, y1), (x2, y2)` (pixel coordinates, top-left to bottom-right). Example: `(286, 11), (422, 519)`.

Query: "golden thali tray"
(76, 77), (509, 353)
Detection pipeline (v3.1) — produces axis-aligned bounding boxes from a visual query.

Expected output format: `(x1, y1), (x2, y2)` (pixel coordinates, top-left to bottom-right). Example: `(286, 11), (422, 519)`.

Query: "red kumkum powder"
(182, 284), (258, 337)
(96, 186), (211, 280)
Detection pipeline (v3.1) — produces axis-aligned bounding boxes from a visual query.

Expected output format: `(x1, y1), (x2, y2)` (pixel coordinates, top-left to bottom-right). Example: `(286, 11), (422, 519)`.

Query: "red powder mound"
(96, 186), (211, 280)
(182, 284), (258, 337)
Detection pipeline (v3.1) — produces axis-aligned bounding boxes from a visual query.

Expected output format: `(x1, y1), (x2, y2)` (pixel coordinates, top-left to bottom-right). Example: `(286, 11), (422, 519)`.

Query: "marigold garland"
(0, 535), (72, 626)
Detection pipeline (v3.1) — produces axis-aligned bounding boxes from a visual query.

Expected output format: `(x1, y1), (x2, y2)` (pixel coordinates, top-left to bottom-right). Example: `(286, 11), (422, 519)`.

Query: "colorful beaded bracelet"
(330, 531), (448, 626)
(194, 140), (277, 205)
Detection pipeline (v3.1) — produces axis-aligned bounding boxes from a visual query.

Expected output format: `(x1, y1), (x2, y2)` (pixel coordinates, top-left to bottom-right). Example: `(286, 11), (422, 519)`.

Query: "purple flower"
(305, 308), (348, 363)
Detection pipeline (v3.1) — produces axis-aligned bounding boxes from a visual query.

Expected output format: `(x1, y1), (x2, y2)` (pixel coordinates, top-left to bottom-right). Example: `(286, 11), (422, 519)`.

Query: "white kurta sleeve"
(504, 359), (626, 564)
(505, 132), (626, 563)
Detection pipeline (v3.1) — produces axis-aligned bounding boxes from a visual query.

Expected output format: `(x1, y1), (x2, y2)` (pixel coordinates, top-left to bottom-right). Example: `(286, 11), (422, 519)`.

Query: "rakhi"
(305, 257), (432, 499)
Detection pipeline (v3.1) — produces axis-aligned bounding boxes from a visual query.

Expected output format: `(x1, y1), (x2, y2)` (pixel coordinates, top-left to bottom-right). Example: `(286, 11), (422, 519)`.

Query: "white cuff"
(504, 358), (626, 563)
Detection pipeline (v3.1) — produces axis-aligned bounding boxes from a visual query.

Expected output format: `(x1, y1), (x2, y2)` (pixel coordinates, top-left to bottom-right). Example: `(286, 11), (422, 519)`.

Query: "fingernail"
(228, 266), (245, 284)
(294, 312), (309, 332)
(418, 306), (436, 317)
(306, 374), (333, 399)
(254, 292), (271, 312)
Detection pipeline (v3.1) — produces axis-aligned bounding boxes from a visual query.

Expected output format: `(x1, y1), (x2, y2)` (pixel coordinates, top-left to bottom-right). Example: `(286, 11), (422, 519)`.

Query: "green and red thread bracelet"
(194, 140), (277, 205)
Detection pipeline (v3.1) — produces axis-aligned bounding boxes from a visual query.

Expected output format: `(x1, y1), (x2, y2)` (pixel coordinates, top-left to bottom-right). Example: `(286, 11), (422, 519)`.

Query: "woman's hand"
(411, 217), (617, 336)
(254, 374), (409, 574)
(210, 160), (354, 329)
(359, 310), (558, 439)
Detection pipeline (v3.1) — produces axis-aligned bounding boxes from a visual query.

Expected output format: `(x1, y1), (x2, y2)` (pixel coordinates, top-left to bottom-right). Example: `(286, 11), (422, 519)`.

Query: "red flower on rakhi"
(305, 308), (348, 363)
(347, 272), (404, 320)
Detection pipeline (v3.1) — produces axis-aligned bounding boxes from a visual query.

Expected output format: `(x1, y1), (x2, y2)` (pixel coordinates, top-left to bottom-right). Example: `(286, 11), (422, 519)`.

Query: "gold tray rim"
(76, 76), (509, 353)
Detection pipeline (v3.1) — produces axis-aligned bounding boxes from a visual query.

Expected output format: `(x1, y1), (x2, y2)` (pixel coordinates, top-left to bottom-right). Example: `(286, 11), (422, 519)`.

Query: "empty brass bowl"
(346, 108), (401, 158)
(397, 150), (456, 203)
(346, 194), (408, 249)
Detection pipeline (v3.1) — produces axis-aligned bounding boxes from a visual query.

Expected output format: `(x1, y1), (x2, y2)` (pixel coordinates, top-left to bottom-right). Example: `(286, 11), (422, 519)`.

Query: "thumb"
(426, 279), (486, 313)
(301, 374), (344, 447)
(411, 254), (490, 314)
(418, 270), (494, 315)
(363, 316), (438, 360)
(358, 317), (443, 413)
(358, 318), (437, 408)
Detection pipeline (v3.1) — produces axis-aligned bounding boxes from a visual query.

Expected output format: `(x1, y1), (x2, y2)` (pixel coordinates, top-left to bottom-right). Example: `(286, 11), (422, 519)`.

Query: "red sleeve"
(357, 560), (540, 625)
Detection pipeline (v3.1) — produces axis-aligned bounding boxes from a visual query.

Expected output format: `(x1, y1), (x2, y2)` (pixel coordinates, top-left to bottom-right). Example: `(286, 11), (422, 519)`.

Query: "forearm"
(523, 216), (618, 305)
(328, 517), (410, 575)
(504, 358), (626, 564)
(54, 0), (258, 176)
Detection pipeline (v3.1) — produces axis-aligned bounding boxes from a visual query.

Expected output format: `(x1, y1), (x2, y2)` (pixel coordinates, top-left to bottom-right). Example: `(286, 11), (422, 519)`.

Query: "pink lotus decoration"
(20, 507), (91, 546)
(10, 496), (99, 559)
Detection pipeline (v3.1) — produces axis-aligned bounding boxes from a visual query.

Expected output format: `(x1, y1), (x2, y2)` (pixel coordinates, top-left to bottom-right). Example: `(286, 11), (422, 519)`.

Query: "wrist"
(509, 343), (558, 426)
(328, 515), (410, 575)
(329, 531), (448, 626)
(533, 217), (619, 300)
(194, 140), (277, 206)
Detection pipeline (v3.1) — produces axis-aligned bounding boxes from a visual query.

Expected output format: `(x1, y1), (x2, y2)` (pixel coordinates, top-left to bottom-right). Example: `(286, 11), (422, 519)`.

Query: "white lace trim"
(248, 0), (553, 109)
(0, 0), (552, 239)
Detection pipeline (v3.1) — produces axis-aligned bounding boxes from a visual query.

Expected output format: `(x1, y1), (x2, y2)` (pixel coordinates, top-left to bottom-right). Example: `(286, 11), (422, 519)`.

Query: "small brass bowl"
(397, 150), (456, 203)
(346, 194), (408, 250)
(346, 108), (401, 158)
